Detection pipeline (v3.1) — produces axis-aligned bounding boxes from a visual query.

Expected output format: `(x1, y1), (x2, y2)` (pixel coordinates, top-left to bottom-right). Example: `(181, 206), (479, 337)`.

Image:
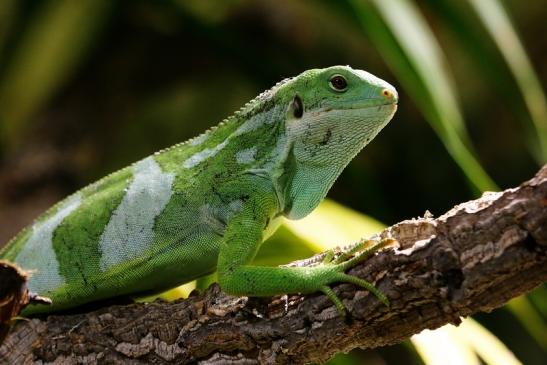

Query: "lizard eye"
(329, 75), (348, 92)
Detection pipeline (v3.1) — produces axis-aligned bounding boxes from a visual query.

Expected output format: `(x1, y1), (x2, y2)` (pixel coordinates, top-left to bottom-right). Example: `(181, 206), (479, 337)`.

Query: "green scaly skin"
(0, 66), (398, 315)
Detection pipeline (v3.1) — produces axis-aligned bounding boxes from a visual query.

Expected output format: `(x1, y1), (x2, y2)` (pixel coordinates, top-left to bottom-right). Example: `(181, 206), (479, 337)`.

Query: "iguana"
(0, 66), (398, 316)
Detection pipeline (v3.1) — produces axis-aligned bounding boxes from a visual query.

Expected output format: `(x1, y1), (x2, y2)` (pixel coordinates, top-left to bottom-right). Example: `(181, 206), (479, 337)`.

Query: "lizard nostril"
(381, 88), (398, 103)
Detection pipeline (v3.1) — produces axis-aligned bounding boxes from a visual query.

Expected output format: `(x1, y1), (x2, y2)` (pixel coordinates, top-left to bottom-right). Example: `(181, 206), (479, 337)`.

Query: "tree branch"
(1, 165), (546, 364)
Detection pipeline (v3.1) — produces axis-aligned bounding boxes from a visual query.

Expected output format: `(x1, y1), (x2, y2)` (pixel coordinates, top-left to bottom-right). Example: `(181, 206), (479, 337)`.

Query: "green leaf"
(0, 0), (111, 148)
(282, 198), (386, 252)
(349, 0), (497, 193)
(412, 318), (523, 365)
(411, 323), (481, 365)
(466, 0), (547, 164)
(507, 294), (547, 350)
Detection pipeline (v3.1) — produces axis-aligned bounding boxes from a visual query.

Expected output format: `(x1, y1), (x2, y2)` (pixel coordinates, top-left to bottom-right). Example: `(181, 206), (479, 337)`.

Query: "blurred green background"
(0, 0), (545, 364)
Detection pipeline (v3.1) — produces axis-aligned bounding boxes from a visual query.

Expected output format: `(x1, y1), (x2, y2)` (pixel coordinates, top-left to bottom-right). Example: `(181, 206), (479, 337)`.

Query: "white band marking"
(16, 193), (82, 293)
(99, 157), (175, 271)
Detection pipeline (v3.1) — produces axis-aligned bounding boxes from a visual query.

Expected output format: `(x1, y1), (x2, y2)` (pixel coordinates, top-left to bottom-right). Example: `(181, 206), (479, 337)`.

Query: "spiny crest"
(1, 189), (84, 250)
(153, 76), (294, 157)
(234, 76), (293, 117)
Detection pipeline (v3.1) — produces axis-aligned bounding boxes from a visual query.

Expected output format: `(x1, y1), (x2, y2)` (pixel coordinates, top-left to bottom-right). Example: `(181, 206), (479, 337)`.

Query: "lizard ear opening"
(289, 95), (303, 119)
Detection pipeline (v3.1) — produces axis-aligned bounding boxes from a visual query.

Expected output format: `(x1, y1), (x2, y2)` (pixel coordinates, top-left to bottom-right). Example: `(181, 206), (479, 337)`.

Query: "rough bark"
(1, 165), (546, 365)
(0, 261), (52, 344)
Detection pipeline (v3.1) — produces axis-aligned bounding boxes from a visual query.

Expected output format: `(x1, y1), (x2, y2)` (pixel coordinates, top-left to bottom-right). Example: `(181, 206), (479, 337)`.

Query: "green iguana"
(0, 66), (398, 315)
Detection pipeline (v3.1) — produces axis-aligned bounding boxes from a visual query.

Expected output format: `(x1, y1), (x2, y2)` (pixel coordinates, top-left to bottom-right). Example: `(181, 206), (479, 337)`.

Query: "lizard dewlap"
(0, 66), (398, 315)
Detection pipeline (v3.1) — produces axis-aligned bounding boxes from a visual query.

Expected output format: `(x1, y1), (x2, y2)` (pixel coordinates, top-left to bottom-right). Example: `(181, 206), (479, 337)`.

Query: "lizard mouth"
(304, 103), (397, 126)
(318, 102), (397, 114)
(347, 99), (398, 110)
(322, 92), (399, 111)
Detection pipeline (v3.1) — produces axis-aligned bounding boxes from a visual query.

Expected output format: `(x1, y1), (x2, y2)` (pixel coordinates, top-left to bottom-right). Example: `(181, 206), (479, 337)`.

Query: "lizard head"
(280, 65), (398, 219)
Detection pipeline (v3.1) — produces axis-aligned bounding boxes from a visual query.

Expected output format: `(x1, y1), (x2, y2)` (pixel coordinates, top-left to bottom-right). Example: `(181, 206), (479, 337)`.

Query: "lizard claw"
(319, 237), (393, 315)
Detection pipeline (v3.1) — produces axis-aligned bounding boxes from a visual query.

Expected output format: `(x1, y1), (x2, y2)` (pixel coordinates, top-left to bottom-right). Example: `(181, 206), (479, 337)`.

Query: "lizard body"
(0, 66), (397, 315)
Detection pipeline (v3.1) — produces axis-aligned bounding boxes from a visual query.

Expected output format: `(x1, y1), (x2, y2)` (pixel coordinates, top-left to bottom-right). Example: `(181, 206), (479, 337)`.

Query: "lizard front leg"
(217, 193), (389, 315)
